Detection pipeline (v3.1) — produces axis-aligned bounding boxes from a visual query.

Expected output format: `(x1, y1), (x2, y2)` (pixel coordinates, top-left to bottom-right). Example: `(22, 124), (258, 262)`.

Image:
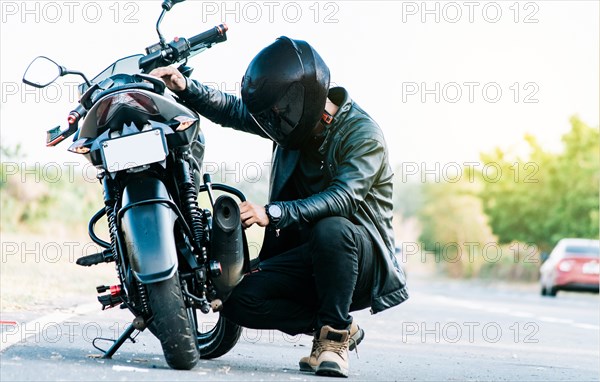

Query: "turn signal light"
(174, 115), (198, 132)
(68, 138), (91, 154)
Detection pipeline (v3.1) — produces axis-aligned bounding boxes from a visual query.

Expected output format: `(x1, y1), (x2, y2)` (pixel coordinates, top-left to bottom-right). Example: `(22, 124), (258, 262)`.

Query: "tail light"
(96, 92), (159, 127)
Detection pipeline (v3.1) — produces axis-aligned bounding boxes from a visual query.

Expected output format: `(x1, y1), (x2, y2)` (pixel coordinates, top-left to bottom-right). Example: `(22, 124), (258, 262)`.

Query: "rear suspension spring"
(177, 157), (205, 248)
(137, 281), (150, 314)
(102, 179), (120, 262)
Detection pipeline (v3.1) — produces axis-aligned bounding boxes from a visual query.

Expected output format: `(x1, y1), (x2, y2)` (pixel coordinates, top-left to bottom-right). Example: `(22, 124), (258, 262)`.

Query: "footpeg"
(97, 285), (123, 310)
(76, 249), (114, 266)
(98, 294), (122, 310)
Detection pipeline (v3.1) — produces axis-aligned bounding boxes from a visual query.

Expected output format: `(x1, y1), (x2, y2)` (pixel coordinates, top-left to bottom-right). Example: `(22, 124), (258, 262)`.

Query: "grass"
(0, 232), (117, 312)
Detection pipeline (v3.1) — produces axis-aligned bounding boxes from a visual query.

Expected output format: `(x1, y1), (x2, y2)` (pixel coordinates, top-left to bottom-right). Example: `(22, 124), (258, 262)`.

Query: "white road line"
(364, 339), (600, 357)
(572, 323), (600, 331)
(427, 293), (599, 332)
(112, 365), (149, 373)
(484, 307), (511, 314)
(538, 316), (575, 324)
(509, 311), (535, 318)
(0, 303), (98, 353)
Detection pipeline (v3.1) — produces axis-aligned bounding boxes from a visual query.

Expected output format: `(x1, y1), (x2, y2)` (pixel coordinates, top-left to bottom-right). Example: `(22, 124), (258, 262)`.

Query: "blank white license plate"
(102, 129), (167, 173)
(582, 262), (600, 274)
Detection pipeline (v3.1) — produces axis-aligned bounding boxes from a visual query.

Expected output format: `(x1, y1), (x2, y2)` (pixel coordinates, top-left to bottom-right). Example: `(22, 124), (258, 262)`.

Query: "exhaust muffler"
(210, 195), (245, 301)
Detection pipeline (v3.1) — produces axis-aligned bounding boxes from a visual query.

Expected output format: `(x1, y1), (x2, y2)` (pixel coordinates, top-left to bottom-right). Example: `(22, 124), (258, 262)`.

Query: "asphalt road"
(1, 277), (598, 381)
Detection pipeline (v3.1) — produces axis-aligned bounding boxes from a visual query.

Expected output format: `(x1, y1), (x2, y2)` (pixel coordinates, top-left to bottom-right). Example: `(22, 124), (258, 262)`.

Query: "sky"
(1, 0), (598, 175)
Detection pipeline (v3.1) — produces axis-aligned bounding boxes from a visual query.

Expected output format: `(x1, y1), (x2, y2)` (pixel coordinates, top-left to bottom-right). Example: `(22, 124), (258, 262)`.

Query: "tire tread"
(146, 276), (199, 370)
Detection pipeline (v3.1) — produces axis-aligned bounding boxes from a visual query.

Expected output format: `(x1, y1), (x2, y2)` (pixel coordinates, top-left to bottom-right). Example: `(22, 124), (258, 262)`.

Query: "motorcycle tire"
(197, 314), (242, 359)
(146, 275), (199, 370)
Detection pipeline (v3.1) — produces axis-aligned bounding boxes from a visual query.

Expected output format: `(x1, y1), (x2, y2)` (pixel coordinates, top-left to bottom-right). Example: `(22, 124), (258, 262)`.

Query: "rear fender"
(119, 177), (178, 284)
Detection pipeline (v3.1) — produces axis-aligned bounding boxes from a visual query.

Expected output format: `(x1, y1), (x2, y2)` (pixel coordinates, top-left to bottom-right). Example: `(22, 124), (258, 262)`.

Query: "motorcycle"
(22, 0), (251, 370)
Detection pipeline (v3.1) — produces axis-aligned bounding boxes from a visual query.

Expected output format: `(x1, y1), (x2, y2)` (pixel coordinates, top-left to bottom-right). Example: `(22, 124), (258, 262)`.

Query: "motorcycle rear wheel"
(146, 275), (199, 370)
(195, 312), (242, 359)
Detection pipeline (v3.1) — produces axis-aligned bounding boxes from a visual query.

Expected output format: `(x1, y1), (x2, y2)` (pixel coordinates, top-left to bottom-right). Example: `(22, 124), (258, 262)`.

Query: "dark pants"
(221, 216), (376, 335)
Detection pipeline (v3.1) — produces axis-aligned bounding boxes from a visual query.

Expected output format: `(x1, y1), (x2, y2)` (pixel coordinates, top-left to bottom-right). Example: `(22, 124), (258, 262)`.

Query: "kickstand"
(92, 323), (140, 359)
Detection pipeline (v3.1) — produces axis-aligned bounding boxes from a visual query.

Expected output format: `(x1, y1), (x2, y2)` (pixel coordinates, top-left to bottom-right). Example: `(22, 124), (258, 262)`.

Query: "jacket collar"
(318, 87), (352, 154)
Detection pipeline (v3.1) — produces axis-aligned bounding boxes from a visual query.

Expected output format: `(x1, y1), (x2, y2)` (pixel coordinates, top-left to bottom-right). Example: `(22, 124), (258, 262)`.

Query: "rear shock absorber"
(106, 208), (119, 261)
(102, 175), (119, 263)
(176, 152), (205, 248)
(101, 173), (143, 309)
(136, 281), (150, 314)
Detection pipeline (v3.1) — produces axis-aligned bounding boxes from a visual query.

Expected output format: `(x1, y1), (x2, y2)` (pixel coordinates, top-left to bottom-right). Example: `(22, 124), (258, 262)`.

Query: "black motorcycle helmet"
(241, 36), (330, 149)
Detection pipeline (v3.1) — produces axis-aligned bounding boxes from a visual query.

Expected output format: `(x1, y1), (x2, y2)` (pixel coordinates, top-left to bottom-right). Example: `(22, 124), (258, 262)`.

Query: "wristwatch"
(265, 203), (282, 228)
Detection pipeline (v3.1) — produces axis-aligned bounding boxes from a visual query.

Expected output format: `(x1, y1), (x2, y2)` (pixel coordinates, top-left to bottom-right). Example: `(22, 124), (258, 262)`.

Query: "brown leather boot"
(299, 337), (320, 372)
(314, 325), (350, 377)
(299, 321), (364, 372)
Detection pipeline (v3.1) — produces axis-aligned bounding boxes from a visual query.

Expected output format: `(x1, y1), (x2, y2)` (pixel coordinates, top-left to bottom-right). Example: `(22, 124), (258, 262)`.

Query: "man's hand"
(239, 201), (269, 229)
(149, 66), (187, 92)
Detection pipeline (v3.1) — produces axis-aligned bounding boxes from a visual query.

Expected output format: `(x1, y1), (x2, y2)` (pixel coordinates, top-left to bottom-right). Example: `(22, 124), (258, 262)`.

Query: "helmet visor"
(250, 82), (305, 146)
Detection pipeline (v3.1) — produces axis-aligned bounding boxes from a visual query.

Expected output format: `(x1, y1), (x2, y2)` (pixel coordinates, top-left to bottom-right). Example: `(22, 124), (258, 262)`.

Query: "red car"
(540, 238), (600, 297)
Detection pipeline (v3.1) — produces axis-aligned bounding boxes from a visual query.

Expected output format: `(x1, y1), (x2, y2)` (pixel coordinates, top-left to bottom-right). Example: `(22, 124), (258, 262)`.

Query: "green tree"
(418, 179), (496, 278)
(479, 116), (599, 252)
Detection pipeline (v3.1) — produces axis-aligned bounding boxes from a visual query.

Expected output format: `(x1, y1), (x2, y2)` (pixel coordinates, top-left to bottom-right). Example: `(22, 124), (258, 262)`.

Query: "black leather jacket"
(176, 80), (408, 313)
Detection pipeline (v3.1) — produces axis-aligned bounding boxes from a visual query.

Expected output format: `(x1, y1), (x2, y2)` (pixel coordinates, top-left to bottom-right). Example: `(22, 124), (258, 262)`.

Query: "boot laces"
(349, 328), (361, 358)
(316, 338), (348, 357)
(352, 340), (360, 358)
(309, 338), (318, 356)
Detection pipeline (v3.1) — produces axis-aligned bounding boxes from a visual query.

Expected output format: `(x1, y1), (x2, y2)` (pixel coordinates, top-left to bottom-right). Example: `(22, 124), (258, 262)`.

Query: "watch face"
(269, 204), (282, 219)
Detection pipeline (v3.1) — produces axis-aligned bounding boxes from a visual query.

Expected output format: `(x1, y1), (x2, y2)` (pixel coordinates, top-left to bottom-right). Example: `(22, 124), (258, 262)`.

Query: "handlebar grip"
(139, 50), (163, 72)
(139, 24), (228, 73)
(188, 24), (228, 49)
(73, 103), (86, 116)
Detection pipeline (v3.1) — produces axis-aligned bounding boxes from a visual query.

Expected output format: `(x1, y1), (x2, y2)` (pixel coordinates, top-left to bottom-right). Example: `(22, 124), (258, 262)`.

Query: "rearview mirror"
(162, 0), (185, 11)
(23, 56), (62, 88)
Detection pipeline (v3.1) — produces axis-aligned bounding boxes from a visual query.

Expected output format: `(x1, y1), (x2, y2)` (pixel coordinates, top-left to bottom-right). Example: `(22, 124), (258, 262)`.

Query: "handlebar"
(139, 23), (228, 73)
(189, 24), (228, 48)
(46, 23), (229, 147)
